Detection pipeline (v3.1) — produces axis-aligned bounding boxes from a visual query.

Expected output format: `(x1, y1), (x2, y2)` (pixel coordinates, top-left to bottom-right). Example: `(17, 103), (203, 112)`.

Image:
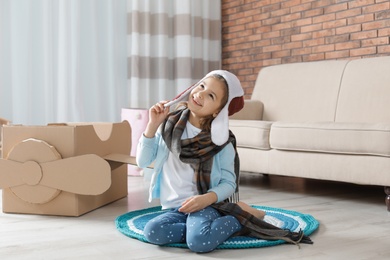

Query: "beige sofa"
(229, 56), (390, 211)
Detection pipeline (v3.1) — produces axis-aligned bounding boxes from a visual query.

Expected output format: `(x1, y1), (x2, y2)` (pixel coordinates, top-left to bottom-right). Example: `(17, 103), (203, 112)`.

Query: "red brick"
(272, 22), (292, 31)
(361, 37), (389, 47)
(271, 8), (291, 18)
(302, 8), (324, 18)
(291, 3), (313, 13)
(291, 33), (312, 41)
(281, 27), (300, 36)
(336, 8), (362, 19)
(254, 25), (272, 33)
(313, 13), (336, 24)
(253, 52), (272, 60)
(376, 10), (390, 20)
(235, 16), (253, 25)
(323, 19), (347, 29)
(251, 0), (271, 9)
(347, 14), (374, 25)
(254, 39), (271, 47)
(292, 17), (313, 27)
(282, 56), (303, 63)
(263, 58), (282, 66)
(312, 0), (335, 9)
(301, 23), (322, 33)
(261, 3), (282, 13)
(292, 47), (312, 56)
(222, 20), (236, 28)
(312, 44), (335, 53)
(335, 41), (361, 50)
(325, 34), (350, 44)
(263, 45), (282, 52)
(362, 20), (390, 31)
(350, 47), (377, 56)
(303, 38), (325, 47)
(283, 41), (303, 50)
(253, 12), (271, 22)
(313, 29), (335, 38)
(262, 17), (282, 26)
(281, 0), (302, 9)
(302, 53), (325, 62)
(245, 21), (263, 29)
(262, 31), (281, 39)
(248, 47), (263, 55)
(271, 36), (291, 45)
(226, 24), (246, 33)
(324, 3), (348, 13)
(335, 24), (361, 35)
(348, 0), (375, 8)
(222, 6), (238, 15)
(281, 12), (302, 23)
(378, 45), (390, 54)
(350, 30), (378, 40)
(362, 2), (390, 14)
(237, 68), (254, 76)
(325, 50), (350, 59)
(222, 0), (242, 9)
(378, 28), (390, 36)
(243, 8), (262, 17)
(272, 50), (291, 58)
(228, 12), (246, 21)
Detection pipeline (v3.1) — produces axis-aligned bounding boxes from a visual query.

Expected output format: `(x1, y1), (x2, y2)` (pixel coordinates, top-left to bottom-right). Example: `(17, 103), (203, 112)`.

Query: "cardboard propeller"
(0, 138), (112, 204)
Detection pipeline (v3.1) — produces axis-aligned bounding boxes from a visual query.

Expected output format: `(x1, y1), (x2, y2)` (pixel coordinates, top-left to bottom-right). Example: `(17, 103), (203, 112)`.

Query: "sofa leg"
(385, 187), (390, 212)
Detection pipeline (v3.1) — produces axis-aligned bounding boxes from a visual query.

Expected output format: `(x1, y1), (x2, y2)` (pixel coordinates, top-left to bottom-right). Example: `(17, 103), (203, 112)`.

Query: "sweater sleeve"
(208, 143), (237, 203)
(136, 133), (159, 168)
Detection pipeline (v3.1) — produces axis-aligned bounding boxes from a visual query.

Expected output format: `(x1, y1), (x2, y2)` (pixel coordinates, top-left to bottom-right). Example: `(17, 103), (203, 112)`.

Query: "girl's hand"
(144, 101), (170, 138)
(149, 101), (169, 125)
(178, 192), (218, 214)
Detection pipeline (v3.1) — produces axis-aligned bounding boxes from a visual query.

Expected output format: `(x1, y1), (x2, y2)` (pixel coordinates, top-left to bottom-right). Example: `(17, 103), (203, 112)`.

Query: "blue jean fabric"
(143, 206), (242, 253)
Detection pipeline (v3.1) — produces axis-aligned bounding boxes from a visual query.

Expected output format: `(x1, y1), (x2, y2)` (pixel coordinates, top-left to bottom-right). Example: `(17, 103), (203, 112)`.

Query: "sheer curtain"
(0, 0), (127, 125)
(127, 0), (221, 109)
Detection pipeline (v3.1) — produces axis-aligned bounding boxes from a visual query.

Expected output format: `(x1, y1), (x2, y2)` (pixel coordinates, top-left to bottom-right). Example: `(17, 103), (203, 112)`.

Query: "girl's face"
(187, 77), (227, 124)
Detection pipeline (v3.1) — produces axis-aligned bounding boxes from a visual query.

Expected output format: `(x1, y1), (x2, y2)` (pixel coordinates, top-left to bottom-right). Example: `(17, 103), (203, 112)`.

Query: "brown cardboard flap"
(103, 153), (154, 168)
(103, 153), (137, 165)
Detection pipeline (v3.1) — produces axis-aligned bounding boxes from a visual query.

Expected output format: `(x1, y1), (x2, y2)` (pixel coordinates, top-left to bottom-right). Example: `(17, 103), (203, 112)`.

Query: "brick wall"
(221, 0), (390, 97)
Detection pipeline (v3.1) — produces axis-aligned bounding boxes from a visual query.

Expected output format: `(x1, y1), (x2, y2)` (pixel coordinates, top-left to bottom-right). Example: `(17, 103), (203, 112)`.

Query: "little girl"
(137, 70), (310, 253)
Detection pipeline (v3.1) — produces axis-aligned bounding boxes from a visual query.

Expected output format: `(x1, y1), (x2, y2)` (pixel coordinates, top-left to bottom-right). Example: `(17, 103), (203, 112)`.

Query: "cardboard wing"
(0, 138), (113, 204)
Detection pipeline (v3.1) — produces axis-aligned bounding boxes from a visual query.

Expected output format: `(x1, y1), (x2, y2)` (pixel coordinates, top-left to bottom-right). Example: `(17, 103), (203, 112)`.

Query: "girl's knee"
(143, 220), (162, 245)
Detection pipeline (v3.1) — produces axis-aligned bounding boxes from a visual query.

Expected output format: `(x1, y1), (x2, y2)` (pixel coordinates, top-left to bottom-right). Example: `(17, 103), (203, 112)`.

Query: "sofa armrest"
(229, 100), (263, 120)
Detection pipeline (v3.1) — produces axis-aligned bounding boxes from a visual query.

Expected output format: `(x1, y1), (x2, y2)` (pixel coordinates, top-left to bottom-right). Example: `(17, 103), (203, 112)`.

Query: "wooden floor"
(1, 172), (389, 259)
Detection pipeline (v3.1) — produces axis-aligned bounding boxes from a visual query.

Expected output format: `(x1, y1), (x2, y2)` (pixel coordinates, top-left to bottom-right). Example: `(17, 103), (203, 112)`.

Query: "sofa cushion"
(251, 60), (349, 122)
(335, 56), (390, 123)
(270, 122), (390, 157)
(229, 120), (273, 150)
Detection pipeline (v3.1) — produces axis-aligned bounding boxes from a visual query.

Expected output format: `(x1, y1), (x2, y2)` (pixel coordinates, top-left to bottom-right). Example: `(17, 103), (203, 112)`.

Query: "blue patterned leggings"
(143, 206), (242, 253)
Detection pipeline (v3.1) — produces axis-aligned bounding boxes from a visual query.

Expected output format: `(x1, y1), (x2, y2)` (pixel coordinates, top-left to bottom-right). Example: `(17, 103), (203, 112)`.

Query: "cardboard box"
(0, 117), (10, 158)
(0, 121), (133, 216)
(121, 108), (149, 176)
